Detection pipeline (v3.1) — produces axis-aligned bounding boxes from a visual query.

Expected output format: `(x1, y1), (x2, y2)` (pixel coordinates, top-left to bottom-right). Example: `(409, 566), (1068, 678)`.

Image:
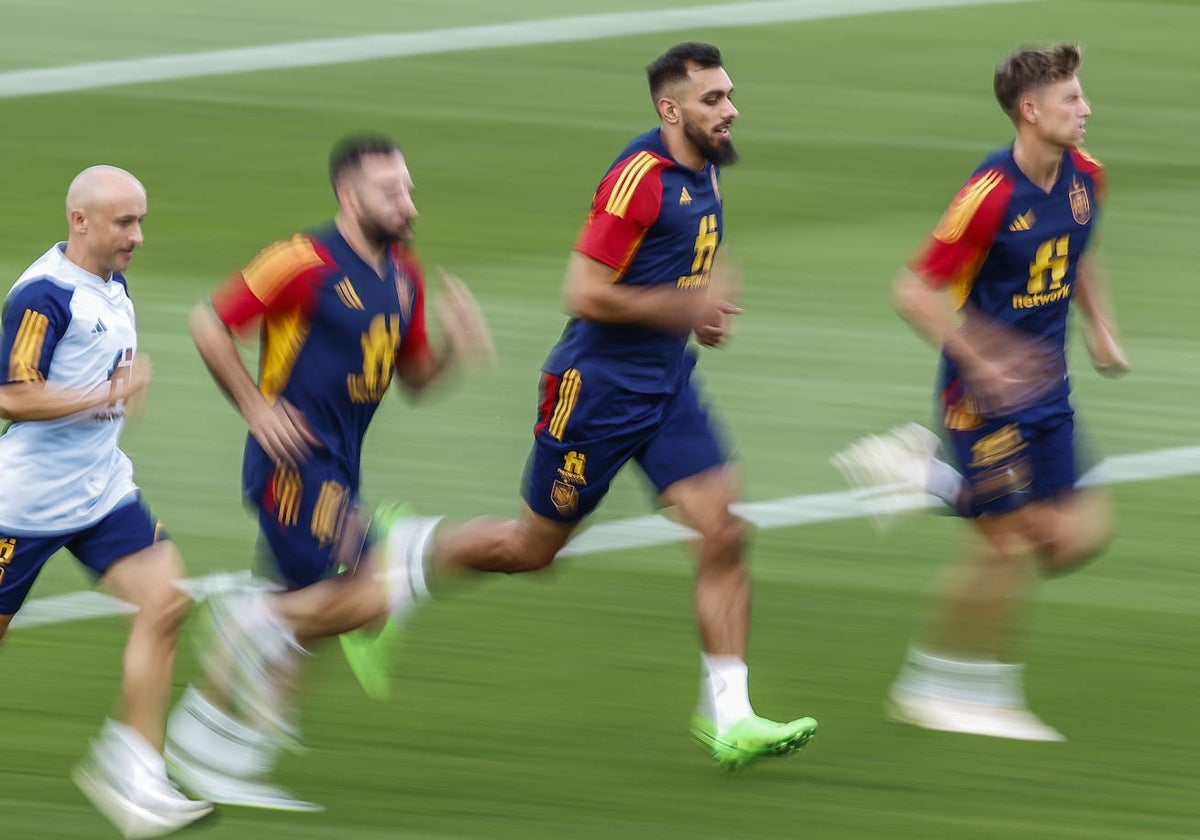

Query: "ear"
(1019, 92), (1039, 125)
(657, 95), (681, 125)
(68, 208), (88, 234)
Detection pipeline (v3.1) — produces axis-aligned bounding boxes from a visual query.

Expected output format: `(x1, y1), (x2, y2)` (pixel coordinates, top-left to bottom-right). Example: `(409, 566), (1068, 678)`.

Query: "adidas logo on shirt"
(91, 318), (108, 334)
(679, 187), (692, 206)
(1008, 210), (1036, 232)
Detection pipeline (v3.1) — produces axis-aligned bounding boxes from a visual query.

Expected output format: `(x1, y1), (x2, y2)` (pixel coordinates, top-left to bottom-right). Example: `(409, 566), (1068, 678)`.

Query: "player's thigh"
(71, 497), (188, 617)
(523, 373), (650, 522)
(640, 385), (739, 544)
(249, 461), (369, 590)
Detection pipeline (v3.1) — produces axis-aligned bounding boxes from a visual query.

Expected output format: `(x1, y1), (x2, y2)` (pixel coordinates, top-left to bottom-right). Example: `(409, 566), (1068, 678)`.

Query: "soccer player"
(834, 44), (1128, 740)
(0, 165), (213, 837)
(347, 42), (818, 769)
(164, 135), (494, 810)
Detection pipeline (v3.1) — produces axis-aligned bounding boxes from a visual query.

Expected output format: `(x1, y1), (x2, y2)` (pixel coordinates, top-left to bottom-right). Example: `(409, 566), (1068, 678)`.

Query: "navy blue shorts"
(245, 455), (372, 590)
(0, 496), (163, 615)
(945, 411), (1078, 516)
(523, 368), (727, 521)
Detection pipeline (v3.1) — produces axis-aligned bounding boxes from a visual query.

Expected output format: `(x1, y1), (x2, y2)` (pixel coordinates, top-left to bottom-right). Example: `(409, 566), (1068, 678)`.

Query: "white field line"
(0, 0), (1031, 98)
(11, 445), (1198, 630)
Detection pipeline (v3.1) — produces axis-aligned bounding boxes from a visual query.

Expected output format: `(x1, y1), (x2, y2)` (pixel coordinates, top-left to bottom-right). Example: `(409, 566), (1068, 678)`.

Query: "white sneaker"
(886, 685), (1065, 742)
(73, 742), (213, 838)
(166, 686), (322, 813)
(166, 746), (324, 812)
(832, 423), (939, 532)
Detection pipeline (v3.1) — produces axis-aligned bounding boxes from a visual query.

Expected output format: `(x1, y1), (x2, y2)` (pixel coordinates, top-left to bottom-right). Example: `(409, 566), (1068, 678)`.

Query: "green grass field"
(2, 1), (1198, 837)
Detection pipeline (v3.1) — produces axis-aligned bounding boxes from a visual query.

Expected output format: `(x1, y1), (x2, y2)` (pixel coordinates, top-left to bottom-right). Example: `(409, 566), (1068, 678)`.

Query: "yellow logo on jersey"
(1008, 210), (1036, 232)
(336, 277), (365, 310)
(0, 537), (15, 587)
(679, 187), (693, 206)
(558, 450), (587, 486)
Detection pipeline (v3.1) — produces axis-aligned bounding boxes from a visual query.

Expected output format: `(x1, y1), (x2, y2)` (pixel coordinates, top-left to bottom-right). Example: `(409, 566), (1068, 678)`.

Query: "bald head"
(66, 165), (145, 216)
(64, 165), (148, 280)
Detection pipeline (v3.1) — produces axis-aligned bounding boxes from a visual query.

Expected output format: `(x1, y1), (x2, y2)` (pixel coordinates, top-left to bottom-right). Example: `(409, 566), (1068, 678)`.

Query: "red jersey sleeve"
(392, 242), (431, 363)
(210, 234), (331, 338)
(910, 169), (1013, 289)
(574, 151), (670, 274)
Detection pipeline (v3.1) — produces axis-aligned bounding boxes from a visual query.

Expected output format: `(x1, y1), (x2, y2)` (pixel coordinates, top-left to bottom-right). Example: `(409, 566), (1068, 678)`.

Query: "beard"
(360, 214), (413, 249)
(683, 115), (738, 166)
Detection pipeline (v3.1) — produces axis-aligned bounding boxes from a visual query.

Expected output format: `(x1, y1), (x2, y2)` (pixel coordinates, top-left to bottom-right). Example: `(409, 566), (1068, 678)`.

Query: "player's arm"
(562, 251), (706, 334)
(0, 280), (151, 421)
(894, 170), (1037, 408)
(196, 240), (324, 464)
(190, 300), (318, 466)
(394, 268), (495, 395)
(1073, 253), (1129, 377)
(565, 152), (712, 334)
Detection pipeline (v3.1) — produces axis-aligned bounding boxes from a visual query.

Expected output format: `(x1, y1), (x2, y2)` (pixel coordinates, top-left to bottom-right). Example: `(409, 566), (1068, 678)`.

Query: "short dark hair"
(328, 134), (401, 194)
(646, 42), (724, 100)
(993, 43), (1082, 121)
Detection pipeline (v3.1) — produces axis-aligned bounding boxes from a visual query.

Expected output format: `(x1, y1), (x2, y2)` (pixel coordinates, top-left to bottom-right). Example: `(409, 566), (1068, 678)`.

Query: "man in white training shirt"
(0, 165), (212, 838)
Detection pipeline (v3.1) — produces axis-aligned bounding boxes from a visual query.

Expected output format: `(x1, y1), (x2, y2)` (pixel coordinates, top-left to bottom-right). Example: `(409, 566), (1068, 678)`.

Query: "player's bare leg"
(100, 542), (192, 750)
(889, 505), (1066, 741)
(663, 466), (817, 768)
(73, 542), (213, 836)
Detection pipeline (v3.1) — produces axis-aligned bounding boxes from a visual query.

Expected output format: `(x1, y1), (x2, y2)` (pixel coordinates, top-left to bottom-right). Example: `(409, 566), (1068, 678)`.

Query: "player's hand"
(1086, 322), (1131, 378)
(694, 259), (744, 348)
(246, 397), (321, 466)
(694, 299), (743, 347)
(436, 267), (497, 371)
(954, 309), (1064, 416)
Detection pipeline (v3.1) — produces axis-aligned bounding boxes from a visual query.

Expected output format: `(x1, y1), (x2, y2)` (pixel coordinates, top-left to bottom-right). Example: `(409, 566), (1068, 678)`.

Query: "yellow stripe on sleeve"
(241, 235), (326, 305)
(604, 152), (658, 219)
(8, 309), (49, 382)
(932, 171), (1003, 244)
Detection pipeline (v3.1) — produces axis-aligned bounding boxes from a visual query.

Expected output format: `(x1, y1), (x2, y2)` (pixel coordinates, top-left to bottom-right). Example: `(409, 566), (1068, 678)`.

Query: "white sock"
(381, 515), (442, 615)
(925, 458), (966, 509)
(100, 718), (167, 779)
(167, 686), (281, 779)
(698, 654), (755, 734)
(898, 646), (1027, 707)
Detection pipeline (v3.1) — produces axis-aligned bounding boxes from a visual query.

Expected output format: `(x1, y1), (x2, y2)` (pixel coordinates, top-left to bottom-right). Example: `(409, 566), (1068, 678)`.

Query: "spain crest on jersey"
(1069, 177), (1092, 225)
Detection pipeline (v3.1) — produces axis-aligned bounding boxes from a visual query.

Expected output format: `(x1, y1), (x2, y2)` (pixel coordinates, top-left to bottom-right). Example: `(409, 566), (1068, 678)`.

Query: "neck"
(660, 126), (704, 171)
(1012, 136), (1065, 192)
(63, 241), (111, 281)
(335, 216), (387, 275)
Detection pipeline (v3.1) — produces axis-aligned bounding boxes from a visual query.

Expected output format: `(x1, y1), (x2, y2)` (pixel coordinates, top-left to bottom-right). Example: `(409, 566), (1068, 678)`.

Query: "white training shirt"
(0, 243), (139, 535)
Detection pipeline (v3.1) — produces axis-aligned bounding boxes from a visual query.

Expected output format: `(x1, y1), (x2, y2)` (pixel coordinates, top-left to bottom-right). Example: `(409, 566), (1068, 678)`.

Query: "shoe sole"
(73, 762), (215, 839)
(692, 722), (818, 769)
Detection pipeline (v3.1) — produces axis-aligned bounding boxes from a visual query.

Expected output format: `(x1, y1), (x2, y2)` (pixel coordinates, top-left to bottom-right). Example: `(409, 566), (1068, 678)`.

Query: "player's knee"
(140, 584), (193, 639)
(487, 520), (558, 574)
(1038, 493), (1115, 577)
(701, 512), (749, 564)
(1041, 517), (1113, 577)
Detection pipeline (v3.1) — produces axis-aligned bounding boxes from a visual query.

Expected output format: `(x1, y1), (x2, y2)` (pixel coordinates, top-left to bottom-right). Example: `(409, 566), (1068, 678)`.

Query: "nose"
(130, 222), (144, 247)
(1080, 97), (1092, 117)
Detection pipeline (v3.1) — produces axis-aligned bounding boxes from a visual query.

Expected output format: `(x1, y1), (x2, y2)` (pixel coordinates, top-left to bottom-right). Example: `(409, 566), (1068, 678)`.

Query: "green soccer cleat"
(691, 713), (818, 769)
(339, 617), (402, 701)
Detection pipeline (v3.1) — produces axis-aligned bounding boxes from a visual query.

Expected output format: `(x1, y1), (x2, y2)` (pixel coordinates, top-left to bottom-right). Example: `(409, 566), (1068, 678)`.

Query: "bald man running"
(0, 165), (212, 837)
